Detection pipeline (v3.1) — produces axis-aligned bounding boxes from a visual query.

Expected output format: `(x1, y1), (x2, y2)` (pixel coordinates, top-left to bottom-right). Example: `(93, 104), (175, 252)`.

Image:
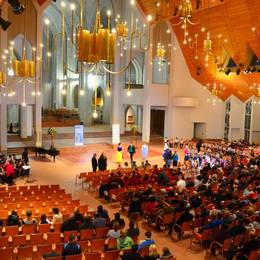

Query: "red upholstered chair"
(38, 224), (51, 233)
(95, 227), (109, 238)
(103, 250), (121, 260)
(46, 232), (62, 244)
(22, 224), (37, 234)
(78, 240), (89, 252)
(83, 252), (101, 260)
(12, 234), (27, 247)
(5, 225), (19, 236)
(90, 238), (106, 252)
(35, 244), (52, 259)
(0, 235), (10, 248)
(16, 245), (34, 259)
(30, 233), (46, 245)
(66, 255), (83, 260)
(0, 247), (14, 259)
(80, 229), (93, 240)
(63, 230), (78, 242)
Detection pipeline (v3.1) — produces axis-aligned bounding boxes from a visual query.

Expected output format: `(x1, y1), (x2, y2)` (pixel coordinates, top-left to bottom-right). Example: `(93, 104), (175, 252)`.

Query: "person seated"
(51, 208), (63, 224)
(97, 205), (109, 220)
(117, 230), (134, 250)
(40, 214), (51, 224)
(127, 221), (140, 239)
(73, 208), (84, 227)
(110, 212), (125, 228)
(62, 234), (81, 256)
(93, 213), (106, 228)
(121, 244), (141, 260)
(80, 216), (95, 230)
(160, 247), (174, 259)
(107, 221), (121, 239)
(7, 210), (21, 226)
(138, 231), (155, 251)
(142, 244), (160, 260)
(60, 215), (78, 232)
(22, 210), (37, 225)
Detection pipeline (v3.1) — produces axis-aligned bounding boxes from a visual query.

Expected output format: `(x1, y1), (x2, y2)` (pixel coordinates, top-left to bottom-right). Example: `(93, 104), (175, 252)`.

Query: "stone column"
(35, 8), (43, 147)
(137, 105), (142, 133)
(20, 105), (33, 138)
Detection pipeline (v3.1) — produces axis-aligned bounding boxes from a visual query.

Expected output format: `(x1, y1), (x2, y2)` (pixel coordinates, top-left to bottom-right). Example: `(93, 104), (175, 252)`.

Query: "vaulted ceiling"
(137, 0), (260, 101)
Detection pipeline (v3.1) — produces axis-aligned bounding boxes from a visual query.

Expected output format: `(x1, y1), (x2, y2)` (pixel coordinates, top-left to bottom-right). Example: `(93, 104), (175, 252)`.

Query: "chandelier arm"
(171, 20), (185, 26)
(83, 64), (96, 73)
(138, 29), (151, 52)
(65, 65), (79, 74)
(100, 61), (131, 75)
(187, 19), (197, 25)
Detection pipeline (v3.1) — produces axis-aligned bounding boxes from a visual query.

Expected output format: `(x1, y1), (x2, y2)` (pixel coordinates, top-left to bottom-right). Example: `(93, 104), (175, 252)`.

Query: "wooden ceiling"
(137, 0), (260, 101)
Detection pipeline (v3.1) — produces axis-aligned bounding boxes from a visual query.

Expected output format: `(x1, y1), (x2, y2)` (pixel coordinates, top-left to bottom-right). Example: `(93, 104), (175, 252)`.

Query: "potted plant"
(47, 127), (57, 148)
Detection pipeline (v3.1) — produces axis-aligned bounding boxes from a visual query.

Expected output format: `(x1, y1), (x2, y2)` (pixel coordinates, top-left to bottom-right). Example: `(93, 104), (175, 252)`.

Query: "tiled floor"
(14, 140), (218, 260)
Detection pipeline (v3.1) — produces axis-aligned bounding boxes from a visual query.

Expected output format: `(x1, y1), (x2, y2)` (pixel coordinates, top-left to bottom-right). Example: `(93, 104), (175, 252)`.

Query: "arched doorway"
(73, 85), (79, 108)
(125, 105), (136, 131)
(92, 87), (104, 124)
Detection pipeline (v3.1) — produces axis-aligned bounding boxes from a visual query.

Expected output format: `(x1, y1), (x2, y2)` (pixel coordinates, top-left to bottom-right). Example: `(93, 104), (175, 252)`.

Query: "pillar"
(0, 103), (7, 152)
(137, 105), (142, 133)
(20, 105), (33, 139)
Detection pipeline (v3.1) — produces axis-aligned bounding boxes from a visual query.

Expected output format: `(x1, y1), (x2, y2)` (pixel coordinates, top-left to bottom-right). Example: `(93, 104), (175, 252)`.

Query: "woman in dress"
(116, 143), (123, 165)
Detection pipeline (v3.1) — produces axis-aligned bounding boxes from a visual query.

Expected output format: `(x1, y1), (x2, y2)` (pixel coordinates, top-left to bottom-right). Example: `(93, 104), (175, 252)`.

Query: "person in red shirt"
(4, 161), (15, 185)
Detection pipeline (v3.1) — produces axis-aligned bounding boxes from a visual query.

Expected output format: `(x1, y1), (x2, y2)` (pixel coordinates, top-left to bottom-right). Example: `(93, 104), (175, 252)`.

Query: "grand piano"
(34, 146), (60, 162)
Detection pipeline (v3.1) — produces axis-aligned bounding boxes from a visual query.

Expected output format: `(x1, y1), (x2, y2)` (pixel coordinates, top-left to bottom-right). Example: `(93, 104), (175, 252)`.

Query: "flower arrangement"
(47, 127), (57, 137)
(47, 128), (57, 147)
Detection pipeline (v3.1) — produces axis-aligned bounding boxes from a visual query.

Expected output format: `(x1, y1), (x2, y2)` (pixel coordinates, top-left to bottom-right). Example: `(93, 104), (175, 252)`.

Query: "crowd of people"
(96, 139), (259, 260)
(0, 147), (30, 185)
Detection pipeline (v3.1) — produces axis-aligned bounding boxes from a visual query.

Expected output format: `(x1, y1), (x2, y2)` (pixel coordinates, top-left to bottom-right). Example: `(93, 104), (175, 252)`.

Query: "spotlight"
(8, 0), (25, 15)
(0, 16), (11, 31)
(236, 68), (241, 75)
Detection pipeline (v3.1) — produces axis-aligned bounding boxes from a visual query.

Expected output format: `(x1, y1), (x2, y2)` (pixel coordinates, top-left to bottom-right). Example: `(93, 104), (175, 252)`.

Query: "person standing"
(98, 153), (107, 171)
(127, 143), (136, 163)
(91, 153), (98, 172)
(22, 147), (29, 165)
(116, 143), (123, 165)
(172, 151), (179, 167)
(141, 143), (149, 161)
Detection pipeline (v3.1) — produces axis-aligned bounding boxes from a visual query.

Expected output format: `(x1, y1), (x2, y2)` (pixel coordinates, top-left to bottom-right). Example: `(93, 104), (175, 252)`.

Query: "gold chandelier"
(56, 0), (152, 117)
(173, 0), (195, 44)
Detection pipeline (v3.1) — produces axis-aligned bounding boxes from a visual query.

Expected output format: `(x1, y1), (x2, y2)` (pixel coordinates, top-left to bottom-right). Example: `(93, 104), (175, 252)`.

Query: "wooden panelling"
(138, 0), (260, 101)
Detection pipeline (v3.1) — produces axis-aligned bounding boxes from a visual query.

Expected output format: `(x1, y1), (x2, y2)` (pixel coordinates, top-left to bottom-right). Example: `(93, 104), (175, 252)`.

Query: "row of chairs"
(0, 185), (60, 193)
(0, 193), (71, 203)
(0, 189), (66, 198)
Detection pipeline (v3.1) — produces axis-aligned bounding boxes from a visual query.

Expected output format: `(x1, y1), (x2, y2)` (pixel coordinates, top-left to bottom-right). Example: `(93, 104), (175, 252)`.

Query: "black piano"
(34, 146), (60, 162)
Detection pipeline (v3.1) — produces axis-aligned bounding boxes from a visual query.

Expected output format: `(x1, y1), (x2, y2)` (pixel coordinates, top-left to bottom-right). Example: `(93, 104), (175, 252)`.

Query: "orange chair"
(52, 223), (62, 232)
(83, 252), (101, 260)
(210, 237), (233, 256)
(139, 246), (149, 257)
(5, 225), (19, 236)
(66, 255), (83, 260)
(53, 243), (64, 255)
(38, 223), (51, 233)
(173, 221), (192, 239)
(30, 233), (46, 245)
(0, 235), (10, 248)
(16, 245), (34, 259)
(90, 238), (106, 252)
(36, 244), (52, 258)
(63, 230), (78, 242)
(46, 232), (62, 244)
(22, 224), (37, 234)
(0, 247), (14, 259)
(189, 229), (212, 250)
(233, 234), (244, 247)
(78, 240), (89, 252)
(103, 250), (121, 260)
(12, 234), (27, 247)
(95, 227), (109, 238)
(80, 229), (93, 240)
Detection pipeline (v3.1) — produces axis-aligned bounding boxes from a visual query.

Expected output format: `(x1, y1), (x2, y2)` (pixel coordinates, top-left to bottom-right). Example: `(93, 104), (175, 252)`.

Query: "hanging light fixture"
(59, 0), (152, 76)
(172, 0), (195, 44)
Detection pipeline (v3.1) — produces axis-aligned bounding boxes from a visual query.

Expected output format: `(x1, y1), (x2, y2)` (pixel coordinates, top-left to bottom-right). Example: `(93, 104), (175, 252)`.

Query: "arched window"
(125, 59), (143, 87)
(92, 87), (104, 108)
(12, 34), (33, 60)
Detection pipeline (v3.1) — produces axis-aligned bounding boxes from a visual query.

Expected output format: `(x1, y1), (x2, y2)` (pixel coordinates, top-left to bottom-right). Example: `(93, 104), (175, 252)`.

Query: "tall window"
(125, 59), (143, 88)
(244, 100), (252, 143)
(224, 100), (231, 140)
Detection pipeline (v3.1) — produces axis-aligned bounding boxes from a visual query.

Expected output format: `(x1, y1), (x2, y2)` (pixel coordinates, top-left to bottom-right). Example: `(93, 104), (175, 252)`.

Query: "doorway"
(150, 109), (165, 137)
(193, 123), (206, 139)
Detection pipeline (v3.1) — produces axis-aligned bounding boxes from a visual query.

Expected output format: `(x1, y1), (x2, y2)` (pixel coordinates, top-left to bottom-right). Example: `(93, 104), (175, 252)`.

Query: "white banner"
(112, 124), (120, 144)
(74, 125), (84, 146)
